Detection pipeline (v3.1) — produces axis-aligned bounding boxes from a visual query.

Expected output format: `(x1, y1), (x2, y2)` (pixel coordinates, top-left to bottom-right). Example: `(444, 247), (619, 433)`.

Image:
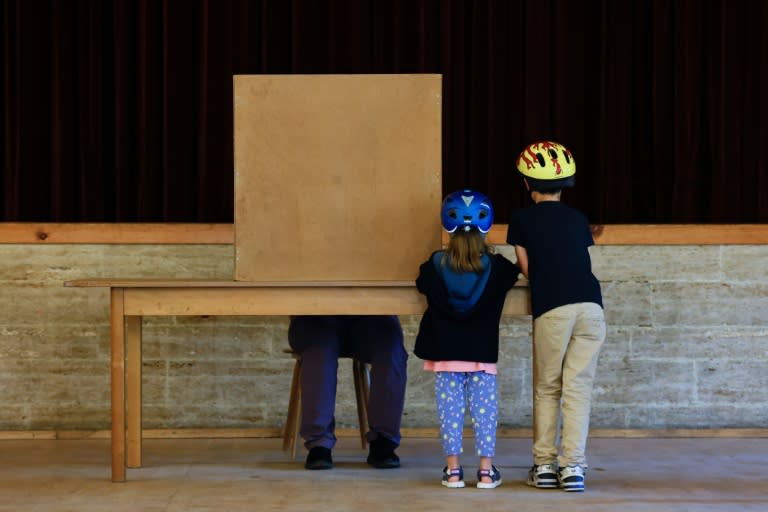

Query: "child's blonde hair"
(442, 229), (493, 273)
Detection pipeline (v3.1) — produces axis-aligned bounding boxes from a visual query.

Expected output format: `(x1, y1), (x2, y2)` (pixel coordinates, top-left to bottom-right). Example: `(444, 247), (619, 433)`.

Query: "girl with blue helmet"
(414, 189), (521, 489)
(440, 189), (495, 235)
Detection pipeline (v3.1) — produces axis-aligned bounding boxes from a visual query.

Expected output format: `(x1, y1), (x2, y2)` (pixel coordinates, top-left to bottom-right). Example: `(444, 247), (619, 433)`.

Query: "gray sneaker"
(526, 463), (558, 488)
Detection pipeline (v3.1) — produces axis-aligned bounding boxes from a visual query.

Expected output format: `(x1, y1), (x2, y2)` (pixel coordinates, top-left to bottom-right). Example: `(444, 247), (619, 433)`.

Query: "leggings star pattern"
(435, 371), (498, 457)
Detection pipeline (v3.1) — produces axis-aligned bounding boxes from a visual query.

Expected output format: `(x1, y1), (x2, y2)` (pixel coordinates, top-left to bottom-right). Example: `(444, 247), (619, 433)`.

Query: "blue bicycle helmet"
(440, 189), (494, 234)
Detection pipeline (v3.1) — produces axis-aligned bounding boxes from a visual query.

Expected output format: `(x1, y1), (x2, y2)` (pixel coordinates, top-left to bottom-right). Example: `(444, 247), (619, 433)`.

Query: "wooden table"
(64, 279), (531, 482)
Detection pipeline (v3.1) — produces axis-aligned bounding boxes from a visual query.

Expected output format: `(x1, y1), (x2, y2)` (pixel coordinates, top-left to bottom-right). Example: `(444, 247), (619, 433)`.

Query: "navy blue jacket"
(414, 253), (521, 363)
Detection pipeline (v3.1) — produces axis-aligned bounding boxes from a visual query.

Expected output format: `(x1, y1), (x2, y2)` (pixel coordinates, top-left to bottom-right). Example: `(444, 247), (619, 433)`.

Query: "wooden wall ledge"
(0, 223), (233, 245)
(0, 222), (767, 245)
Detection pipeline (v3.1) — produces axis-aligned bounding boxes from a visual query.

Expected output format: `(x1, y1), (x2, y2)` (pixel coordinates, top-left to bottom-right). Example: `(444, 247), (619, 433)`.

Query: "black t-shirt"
(506, 201), (602, 319)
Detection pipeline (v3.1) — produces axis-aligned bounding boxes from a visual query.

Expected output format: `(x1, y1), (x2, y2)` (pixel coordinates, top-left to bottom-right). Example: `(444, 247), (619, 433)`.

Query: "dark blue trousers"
(288, 315), (408, 450)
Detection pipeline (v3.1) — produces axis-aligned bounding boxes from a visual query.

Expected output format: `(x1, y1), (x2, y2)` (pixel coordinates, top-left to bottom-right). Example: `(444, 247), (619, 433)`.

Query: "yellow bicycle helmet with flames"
(516, 141), (576, 190)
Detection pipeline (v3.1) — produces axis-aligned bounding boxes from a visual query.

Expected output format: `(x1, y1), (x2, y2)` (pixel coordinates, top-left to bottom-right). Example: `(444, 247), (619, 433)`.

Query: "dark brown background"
(2, 0), (766, 224)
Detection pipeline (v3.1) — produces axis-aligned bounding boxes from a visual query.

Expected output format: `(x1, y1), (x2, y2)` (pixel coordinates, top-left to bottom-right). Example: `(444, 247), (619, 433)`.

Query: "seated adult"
(288, 315), (408, 469)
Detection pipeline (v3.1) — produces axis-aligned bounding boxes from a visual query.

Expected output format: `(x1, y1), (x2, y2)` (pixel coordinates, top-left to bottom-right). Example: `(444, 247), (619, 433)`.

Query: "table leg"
(110, 288), (126, 482)
(126, 316), (142, 468)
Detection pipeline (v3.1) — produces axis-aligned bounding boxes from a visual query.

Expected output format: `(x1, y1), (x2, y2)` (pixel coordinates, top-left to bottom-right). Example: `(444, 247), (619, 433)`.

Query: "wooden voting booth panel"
(233, 74), (442, 282)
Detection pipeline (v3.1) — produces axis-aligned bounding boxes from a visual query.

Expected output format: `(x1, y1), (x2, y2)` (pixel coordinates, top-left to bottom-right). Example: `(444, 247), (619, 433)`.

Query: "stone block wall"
(0, 243), (766, 431)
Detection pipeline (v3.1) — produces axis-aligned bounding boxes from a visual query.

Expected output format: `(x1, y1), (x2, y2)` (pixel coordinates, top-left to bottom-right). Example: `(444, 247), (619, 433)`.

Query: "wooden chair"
(282, 350), (371, 459)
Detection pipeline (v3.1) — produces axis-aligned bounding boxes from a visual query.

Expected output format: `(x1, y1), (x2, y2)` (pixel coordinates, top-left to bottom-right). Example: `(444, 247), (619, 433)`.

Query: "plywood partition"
(233, 74), (442, 282)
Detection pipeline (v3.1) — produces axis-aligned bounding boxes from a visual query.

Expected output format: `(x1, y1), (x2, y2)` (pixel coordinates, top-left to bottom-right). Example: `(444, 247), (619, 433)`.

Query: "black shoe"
(305, 446), (333, 470)
(366, 437), (400, 469)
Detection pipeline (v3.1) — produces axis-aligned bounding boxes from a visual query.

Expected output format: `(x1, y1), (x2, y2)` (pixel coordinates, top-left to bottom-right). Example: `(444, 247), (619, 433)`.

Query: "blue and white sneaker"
(476, 465), (502, 489)
(526, 463), (558, 489)
(441, 466), (465, 488)
(558, 465), (585, 492)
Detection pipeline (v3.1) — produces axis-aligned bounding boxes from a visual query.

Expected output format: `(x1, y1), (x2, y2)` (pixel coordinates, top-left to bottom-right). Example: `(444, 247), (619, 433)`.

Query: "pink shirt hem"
(423, 360), (497, 375)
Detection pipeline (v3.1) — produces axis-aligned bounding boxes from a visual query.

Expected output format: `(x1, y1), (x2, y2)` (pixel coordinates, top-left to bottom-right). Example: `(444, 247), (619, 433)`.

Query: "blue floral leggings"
(435, 371), (498, 457)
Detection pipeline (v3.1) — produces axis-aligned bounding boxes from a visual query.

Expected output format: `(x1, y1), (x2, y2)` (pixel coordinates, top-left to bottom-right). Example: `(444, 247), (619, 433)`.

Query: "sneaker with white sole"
(476, 465), (502, 489)
(558, 465), (585, 492)
(441, 466), (465, 488)
(526, 463), (558, 488)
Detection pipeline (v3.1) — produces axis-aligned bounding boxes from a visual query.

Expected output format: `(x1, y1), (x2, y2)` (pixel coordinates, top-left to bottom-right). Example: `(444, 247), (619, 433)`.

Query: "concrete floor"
(1, 436), (765, 512)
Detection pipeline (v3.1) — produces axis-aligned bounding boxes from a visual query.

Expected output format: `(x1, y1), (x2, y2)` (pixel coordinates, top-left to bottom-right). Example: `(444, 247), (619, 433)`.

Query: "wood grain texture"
(62, 281), (532, 316)
(2, 223), (768, 245)
(0, 223), (233, 244)
(233, 74), (443, 281)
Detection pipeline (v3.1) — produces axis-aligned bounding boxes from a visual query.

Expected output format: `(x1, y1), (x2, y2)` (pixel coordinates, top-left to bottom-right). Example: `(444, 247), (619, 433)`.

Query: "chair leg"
(283, 356), (302, 459)
(353, 360), (371, 450)
(286, 355), (370, 458)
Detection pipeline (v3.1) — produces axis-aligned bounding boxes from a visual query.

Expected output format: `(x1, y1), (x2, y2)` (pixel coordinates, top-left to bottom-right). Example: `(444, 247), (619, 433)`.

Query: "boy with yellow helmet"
(507, 141), (606, 492)
(515, 141), (576, 189)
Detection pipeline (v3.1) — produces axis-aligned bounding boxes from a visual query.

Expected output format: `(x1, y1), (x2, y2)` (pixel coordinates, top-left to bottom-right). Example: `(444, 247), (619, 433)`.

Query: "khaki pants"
(532, 302), (606, 468)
